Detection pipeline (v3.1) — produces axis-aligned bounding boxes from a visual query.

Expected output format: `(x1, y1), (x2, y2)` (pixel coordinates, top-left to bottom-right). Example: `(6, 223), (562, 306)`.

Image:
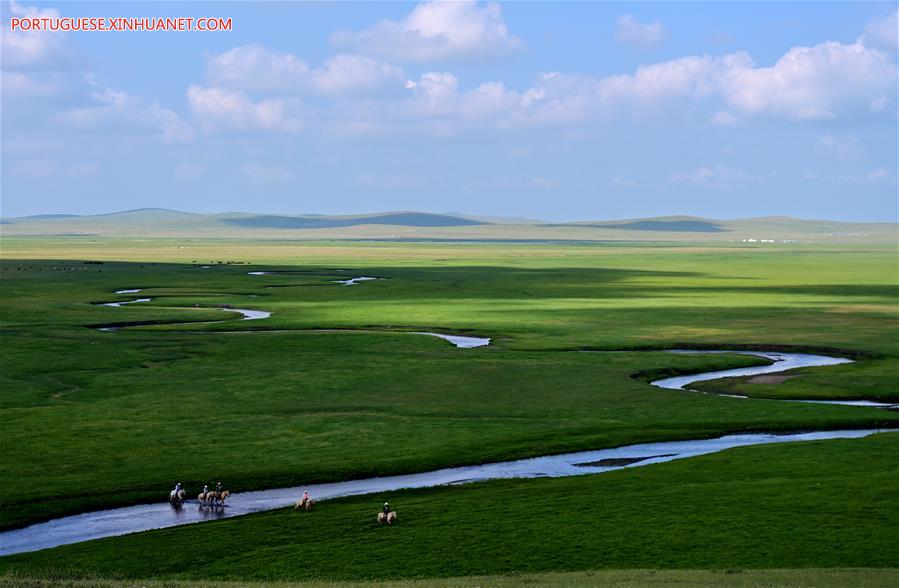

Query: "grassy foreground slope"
(4, 570), (899, 588)
(2, 434), (897, 581)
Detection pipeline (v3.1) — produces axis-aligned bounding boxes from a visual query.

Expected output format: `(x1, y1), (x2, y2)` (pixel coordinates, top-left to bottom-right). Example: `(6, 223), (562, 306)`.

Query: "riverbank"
(4, 346), (895, 554)
(4, 333), (895, 532)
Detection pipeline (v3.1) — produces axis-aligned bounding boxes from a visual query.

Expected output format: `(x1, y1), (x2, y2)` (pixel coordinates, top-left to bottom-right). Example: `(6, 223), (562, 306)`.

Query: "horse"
(377, 511), (397, 525)
(169, 489), (185, 507)
(215, 490), (230, 506)
(198, 491), (218, 506)
(295, 497), (315, 512)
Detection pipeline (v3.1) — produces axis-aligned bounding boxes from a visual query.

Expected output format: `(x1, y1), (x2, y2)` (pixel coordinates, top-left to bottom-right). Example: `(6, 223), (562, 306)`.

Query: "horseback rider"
(171, 482), (182, 499)
(302, 490), (311, 507)
(383, 502), (391, 516)
(215, 481), (223, 494)
(203, 484), (209, 496)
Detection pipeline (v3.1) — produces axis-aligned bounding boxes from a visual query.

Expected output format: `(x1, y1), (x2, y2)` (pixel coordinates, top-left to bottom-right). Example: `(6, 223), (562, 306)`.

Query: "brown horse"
(295, 497), (315, 512)
(377, 511), (397, 525)
(216, 490), (230, 506)
(198, 491), (218, 506)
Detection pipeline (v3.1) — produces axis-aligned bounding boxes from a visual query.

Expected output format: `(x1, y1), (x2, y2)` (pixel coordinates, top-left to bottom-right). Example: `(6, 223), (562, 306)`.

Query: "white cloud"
(206, 45), (403, 96)
(1, 2), (73, 70)
(509, 41), (895, 124)
(803, 168), (891, 185)
(494, 54), (742, 126)
(312, 54), (404, 95)
(719, 41), (896, 120)
(597, 53), (737, 110)
(422, 40), (895, 129)
(616, 14), (667, 48)
(404, 71), (517, 119)
(668, 164), (765, 189)
(816, 135), (862, 162)
(331, 0), (523, 62)
(178, 16), (897, 138)
(187, 85), (302, 134)
(367, 35), (894, 135)
(859, 10), (897, 50)
(240, 163), (295, 183)
(206, 44), (309, 92)
(57, 78), (191, 141)
(404, 71), (460, 112)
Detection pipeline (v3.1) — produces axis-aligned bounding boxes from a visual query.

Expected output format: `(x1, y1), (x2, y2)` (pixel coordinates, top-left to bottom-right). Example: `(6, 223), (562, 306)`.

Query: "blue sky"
(1, 1), (896, 221)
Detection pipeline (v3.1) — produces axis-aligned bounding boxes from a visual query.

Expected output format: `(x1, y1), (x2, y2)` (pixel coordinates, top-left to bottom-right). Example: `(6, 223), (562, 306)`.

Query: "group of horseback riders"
(168, 481), (228, 507)
(171, 484), (395, 523)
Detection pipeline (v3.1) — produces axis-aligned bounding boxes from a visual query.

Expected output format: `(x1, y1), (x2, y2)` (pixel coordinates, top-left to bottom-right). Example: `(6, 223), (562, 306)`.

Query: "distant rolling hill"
(221, 212), (484, 229)
(546, 219), (727, 232)
(0, 209), (895, 243)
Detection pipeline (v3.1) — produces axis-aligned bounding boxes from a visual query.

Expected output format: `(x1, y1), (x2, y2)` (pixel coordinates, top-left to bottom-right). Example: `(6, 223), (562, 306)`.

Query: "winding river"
(247, 273), (381, 286)
(656, 350), (899, 409)
(332, 276), (379, 286)
(5, 288), (891, 555)
(101, 298), (151, 307)
(92, 287), (488, 347)
(0, 426), (887, 556)
(94, 289), (271, 327)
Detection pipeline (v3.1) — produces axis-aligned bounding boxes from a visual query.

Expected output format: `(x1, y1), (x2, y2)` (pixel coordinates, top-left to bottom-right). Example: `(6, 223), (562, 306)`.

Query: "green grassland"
(4, 569), (899, 588)
(1, 238), (897, 352)
(2, 434), (897, 581)
(1, 237), (897, 580)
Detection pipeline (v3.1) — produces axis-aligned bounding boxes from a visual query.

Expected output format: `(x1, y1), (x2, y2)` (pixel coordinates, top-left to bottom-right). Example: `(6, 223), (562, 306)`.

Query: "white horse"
(377, 511), (397, 525)
(169, 489), (185, 506)
(295, 497), (316, 511)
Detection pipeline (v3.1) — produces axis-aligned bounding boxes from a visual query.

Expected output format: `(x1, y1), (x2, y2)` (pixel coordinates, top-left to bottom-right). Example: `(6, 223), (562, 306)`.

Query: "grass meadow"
(1, 238), (896, 582)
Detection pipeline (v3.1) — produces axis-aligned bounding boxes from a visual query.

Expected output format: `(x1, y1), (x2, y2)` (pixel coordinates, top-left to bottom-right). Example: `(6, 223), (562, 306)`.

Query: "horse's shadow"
(197, 504), (227, 518)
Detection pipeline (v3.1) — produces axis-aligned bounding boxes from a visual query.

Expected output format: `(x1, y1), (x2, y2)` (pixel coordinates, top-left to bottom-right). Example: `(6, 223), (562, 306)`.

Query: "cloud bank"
(331, 0), (523, 61)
